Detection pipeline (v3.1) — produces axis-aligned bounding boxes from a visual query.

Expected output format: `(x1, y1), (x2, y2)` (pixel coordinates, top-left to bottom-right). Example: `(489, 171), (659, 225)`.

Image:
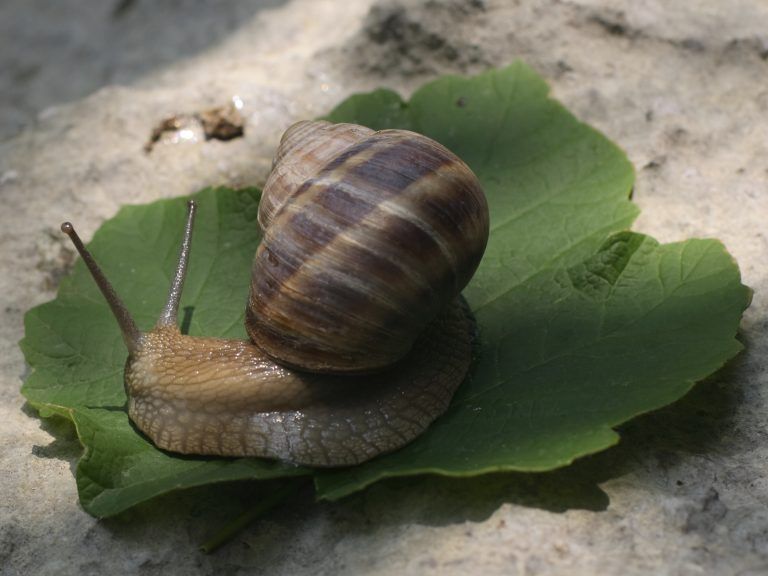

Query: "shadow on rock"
(0, 0), (290, 139)
(23, 402), (82, 476)
(87, 348), (745, 568)
(317, 344), (747, 532)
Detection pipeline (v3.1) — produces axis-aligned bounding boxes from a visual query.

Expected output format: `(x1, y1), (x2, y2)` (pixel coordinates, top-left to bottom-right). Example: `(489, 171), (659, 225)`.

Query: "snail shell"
(247, 121), (489, 373)
(62, 120), (489, 466)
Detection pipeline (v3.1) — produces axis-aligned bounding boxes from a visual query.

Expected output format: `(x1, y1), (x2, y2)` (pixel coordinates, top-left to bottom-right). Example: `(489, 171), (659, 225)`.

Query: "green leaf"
(20, 63), (750, 516)
(73, 407), (306, 517)
(314, 233), (747, 498)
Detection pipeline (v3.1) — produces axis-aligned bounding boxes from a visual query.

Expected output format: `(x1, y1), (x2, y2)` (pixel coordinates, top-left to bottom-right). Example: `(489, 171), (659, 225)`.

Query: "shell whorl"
(247, 121), (489, 374)
(258, 121), (375, 231)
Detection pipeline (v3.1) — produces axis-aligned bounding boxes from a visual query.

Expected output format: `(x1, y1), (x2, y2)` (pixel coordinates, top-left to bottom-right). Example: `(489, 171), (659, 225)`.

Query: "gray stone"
(1, 0), (767, 574)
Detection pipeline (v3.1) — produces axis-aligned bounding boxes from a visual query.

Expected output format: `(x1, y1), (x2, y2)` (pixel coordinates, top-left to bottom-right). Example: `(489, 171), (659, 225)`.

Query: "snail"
(61, 120), (489, 467)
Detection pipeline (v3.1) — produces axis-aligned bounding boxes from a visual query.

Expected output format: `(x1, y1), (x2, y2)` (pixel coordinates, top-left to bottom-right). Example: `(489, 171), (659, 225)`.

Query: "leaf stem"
(199, 478), (309, 554)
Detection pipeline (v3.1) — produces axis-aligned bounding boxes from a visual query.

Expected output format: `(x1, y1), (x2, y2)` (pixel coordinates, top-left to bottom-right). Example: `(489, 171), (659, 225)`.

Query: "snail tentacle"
(60, 221), (140, 353)
(157, 199), (197, 329)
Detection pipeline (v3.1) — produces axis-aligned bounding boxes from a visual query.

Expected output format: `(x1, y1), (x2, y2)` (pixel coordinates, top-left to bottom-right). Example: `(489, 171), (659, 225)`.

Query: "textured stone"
(1, 0), (767, 574)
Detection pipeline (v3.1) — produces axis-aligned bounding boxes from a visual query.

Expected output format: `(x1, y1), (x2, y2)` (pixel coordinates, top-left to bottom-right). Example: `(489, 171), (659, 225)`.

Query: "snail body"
(63, 121), (489, 467)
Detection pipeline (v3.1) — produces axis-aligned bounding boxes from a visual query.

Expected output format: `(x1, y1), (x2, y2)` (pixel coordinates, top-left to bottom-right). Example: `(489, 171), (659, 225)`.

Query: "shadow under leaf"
(22, 328), (746, 562)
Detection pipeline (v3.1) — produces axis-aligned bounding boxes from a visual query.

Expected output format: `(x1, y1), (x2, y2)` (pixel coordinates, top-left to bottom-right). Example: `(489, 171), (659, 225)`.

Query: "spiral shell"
(246, 120), (489, 374)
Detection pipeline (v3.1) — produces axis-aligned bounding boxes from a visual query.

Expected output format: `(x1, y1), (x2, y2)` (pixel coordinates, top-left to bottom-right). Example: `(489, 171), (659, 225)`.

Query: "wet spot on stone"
(145, 102), (244, 153)
(197, 103), (245, 142)
(144, 115), (199, 153)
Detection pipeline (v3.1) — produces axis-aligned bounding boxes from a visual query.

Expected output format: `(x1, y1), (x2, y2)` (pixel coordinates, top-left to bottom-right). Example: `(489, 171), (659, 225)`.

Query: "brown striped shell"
(246, 120), (489, 374)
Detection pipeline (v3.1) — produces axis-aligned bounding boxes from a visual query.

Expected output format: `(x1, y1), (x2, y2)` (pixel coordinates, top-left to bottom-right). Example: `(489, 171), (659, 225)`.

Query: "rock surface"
(2, 0), (767, 574)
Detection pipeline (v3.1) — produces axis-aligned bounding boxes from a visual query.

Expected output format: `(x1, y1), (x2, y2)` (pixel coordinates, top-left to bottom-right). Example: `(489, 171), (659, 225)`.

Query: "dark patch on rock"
(35, 228), (76, 292)
(680, 38), (706, 52)
(643, 156), (666, 171)
(197, 104), (246, 142)
(556, 60), (573, 77)
(591, 13), (630, 37)
(112, 0), (138, 19)
(144, 115), (200, 153)
(145, 102), (245, 153)
(665, 126), (689, 146)
(0, 522), (26, 569)
(588, 10), (644, 40)
(340, 0), (490, 78)
(684, 488), (728, 534)
(724, 37), (768, 61)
